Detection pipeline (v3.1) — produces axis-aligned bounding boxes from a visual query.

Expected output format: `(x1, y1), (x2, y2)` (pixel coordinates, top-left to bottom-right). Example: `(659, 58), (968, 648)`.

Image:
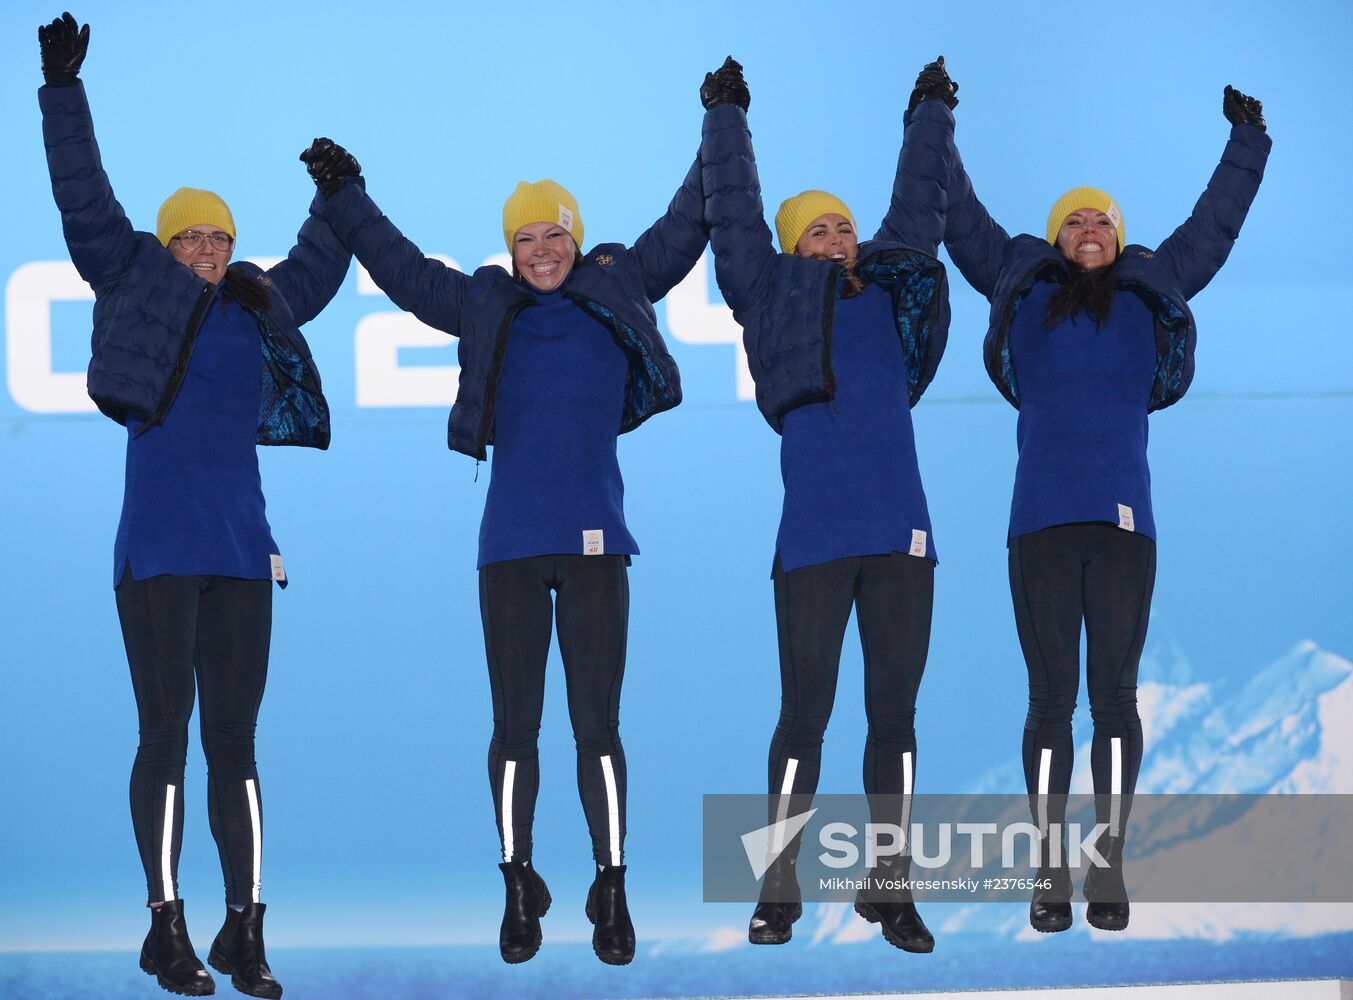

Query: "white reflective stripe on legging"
(1109, 736), (1123, 837)
(245, 779), (262, 903)
(900, 751), (914, 856)
(1036, 746), (1052, 828)
(160, 784), (176, 902)
(1036, 747), (1057, 864)
(599, 755), (622, 866)
(500, 761), (517, 862)
(770, 757), (799, 856)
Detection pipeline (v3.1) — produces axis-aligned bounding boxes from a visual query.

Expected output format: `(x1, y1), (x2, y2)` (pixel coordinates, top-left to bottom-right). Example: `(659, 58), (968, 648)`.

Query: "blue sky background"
(1, 0), (1350, 980)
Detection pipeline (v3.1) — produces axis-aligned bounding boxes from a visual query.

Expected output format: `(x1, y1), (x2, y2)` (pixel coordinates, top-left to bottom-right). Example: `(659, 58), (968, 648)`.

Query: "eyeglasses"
(172, 230), (234, 252)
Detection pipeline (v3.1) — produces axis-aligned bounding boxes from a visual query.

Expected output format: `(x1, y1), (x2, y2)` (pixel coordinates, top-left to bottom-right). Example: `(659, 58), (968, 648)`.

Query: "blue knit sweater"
(477, 290), (638, 568)
(778, 282), (935, 570)
(116, 289), (280, 584)
(1007, 282), (1157, 540)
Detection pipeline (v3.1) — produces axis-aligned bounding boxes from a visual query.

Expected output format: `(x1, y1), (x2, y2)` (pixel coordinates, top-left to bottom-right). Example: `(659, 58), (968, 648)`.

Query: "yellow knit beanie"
(1045, 187), (1124, 251)
(156, 188), (236, 247)
(502, 180), (583, 252)
(775, 190), (855, 255)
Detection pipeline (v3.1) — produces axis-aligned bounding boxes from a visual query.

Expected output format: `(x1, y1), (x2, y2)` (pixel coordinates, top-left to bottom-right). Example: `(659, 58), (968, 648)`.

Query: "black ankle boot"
(1083, 834), (1129, 931)
(498, 861), (551, 964)
(206, 903), (282, 998)
(586, 864), (636, 965)
(748, 856), (802, 945)
(139, 899), (216, 996)
(1029, 865), (1073, 933)
(854, 856), (934, 953)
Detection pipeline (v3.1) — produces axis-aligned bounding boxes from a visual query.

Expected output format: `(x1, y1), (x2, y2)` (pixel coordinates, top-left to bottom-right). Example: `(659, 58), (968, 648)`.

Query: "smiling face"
(1055, 208), (1119, 271)
(167, 224), (233, 284)
(795, 213), (858, 265)
(512, 221), (578, 292)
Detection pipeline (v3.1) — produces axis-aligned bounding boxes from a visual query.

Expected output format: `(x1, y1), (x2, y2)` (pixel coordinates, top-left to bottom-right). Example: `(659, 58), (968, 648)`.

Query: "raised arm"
(303, 139), (468, 336)
(38, 14), (140, 291)
(935, 75), (1014, 301)
(698, 59), (777, 321)
(260, 142), (358, 326)
(263, 198), (353, 327)
(1154, 86), (1271, 300)
(875, 56), (960, 255)
(628, 149), (707, 303)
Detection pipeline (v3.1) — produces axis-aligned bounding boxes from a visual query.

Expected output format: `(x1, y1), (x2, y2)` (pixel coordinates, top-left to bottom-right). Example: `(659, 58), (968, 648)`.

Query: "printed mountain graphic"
(800, 622), (1353, 945)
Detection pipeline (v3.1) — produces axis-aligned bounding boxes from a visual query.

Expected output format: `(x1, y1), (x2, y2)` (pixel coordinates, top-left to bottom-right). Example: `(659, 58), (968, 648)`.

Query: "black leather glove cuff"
(42, 70), (78, 86)
(908, 85), (956, 113)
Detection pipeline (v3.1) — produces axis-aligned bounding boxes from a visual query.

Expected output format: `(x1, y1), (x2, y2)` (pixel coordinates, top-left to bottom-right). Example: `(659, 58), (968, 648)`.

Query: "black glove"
(300, 138), (362, 198)
(1223, 84), (1265, 132)
(908, 55), (958, 113)
(37, 11), (89, 86)
(701, 55), (750, 112)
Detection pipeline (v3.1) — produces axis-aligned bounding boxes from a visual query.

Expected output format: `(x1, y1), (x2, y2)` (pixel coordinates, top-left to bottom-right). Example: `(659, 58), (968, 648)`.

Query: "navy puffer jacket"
(699, 104), (950, 432)
(40, 82), (347, 447)
(913, 101), (1272, 411)
(320, 159), (704, 460)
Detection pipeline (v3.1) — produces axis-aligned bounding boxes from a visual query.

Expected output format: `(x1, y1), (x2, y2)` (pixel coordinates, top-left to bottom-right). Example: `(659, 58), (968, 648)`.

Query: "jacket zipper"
(133, 282), (214, 437)
(474, 298), (533, 460)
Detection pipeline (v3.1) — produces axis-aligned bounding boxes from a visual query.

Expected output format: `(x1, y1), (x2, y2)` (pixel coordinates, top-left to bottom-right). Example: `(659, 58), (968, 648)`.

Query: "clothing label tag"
(909, 529), (927, 558)
(269, 554), (286, 582)
(583, 530), (604, 556)
(1117, 504), (1135, 532)
(558, 204), (574, 233)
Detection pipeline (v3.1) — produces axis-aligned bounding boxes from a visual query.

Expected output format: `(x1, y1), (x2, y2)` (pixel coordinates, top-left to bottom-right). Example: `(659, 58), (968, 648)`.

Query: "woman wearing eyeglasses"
(38, 13), (351, 997)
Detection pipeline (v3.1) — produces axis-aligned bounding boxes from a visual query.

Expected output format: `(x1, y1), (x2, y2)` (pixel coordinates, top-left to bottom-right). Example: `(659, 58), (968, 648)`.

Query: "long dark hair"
(840, 264), (865, 299)
(800, 252), (864, 298)
(220, 266), (273, 315)
(1044, 261), (1117, 329)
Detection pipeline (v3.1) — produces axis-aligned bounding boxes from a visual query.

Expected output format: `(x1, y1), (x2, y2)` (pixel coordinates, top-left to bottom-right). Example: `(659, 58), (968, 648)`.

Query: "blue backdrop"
(2, 0), (1351, 995)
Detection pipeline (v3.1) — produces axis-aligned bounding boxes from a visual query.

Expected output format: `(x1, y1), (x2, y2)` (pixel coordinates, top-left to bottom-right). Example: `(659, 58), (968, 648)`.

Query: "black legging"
(115, 570), (272, 906)
(480, 554), (629, 866)
(767, 552), (934, 845)
(1009, 523), (1155, 839)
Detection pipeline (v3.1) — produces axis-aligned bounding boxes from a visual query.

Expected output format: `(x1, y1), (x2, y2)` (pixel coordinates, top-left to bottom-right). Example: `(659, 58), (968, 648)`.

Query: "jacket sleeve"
(699, 104), (777, 320)
(873, 101), (952, 255)
(1153, 124), (1272, 301)
(318, 177), (467, 336)
(264, 193), (354, 327)
(39, 81), (139, 291)
(628, 152), (709, 302)
(940, 114), (1013, 301)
